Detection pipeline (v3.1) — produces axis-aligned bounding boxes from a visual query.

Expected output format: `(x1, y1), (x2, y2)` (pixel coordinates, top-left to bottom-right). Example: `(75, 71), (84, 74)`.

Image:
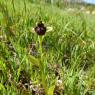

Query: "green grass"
(0, 0), (95, 95)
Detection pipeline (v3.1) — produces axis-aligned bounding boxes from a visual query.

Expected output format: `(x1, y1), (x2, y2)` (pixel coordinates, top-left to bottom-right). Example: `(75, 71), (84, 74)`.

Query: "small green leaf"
(0, 83), (5, 92)
(48, 85), (55, 95)
(0, 60), (6, 70)
(28, 55), (40, 67)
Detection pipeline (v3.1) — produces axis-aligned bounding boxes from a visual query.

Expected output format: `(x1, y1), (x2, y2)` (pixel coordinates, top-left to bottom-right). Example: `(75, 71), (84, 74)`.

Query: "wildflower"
(54, 79), (64, 95)
(56, 80), (62, 86)
(35, 21), (46, 36)
(32, 22), (53, 35)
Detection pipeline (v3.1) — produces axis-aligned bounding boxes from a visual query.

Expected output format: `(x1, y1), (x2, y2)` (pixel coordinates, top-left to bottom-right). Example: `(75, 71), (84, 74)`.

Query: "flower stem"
(38, 36), (48, 94)
(38, 36), (43, 59)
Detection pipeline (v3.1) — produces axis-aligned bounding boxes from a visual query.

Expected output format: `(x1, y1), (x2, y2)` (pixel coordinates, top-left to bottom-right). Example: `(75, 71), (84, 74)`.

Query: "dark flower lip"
(34, 21), (46, 36)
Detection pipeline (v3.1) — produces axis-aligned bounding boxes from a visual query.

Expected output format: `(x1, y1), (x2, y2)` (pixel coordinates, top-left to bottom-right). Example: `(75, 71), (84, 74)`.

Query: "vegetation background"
(0, 0), (95, 95)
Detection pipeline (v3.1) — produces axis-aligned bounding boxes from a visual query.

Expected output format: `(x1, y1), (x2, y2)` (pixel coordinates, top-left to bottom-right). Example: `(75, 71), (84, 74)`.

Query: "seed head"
(35, 21), (46, 36)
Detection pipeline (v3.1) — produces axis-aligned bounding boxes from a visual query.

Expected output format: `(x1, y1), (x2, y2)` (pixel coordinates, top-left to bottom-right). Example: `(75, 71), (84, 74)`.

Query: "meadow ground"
(0, 0), (95, 95)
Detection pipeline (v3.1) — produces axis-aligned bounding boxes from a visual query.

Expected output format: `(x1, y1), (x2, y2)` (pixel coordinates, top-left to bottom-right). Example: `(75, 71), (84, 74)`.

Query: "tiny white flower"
(56, 79), (62, 86)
